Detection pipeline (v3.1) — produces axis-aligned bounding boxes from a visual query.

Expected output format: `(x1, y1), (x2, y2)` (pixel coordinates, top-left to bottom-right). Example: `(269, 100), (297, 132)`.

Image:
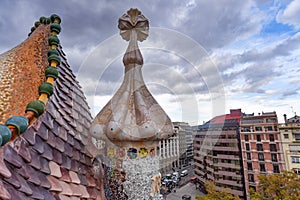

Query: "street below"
(164, 164), (205, 200)
(166, 182), (205, 200)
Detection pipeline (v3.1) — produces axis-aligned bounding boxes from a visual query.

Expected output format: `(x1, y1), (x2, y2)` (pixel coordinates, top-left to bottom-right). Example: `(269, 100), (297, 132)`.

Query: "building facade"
(159, 129), (180, 175)
(193, 109), (246, 198)
(173, 122), (193, 169)
(194, 109), (286, 199)
(159, 122), (194, 175)
(240, 111), (285, 199)
(279, 114), (300, 174)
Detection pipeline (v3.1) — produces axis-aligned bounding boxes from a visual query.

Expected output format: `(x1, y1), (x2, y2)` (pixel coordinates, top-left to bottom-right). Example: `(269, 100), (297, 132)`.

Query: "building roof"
(287, 115), (300, 123)
(195, 109), (242, 130)
(209, 109), (242, 124)
(0, 15), (105, 200)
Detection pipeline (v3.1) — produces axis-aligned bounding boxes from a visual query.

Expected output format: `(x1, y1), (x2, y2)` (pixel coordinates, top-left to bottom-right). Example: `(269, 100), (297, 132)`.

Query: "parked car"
(182, 194), (191, 200)
(181, 170), (188, 177)
(172, 172), (179, 177)
(190, 176), (197, 184)
(172, 178), (180, 186)
(166, 174), (172, 179)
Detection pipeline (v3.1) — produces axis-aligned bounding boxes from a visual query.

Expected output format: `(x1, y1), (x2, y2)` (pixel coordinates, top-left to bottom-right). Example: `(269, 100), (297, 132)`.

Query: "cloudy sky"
(0, 0), (300, 125)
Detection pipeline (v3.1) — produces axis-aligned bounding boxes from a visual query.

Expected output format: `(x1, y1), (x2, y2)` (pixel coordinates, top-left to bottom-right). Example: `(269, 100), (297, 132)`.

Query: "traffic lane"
(167, 183), (205, 200)
(178, 166), (194, 187)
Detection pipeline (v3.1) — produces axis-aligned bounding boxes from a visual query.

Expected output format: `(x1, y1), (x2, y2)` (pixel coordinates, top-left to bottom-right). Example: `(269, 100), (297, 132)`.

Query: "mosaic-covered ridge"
(0, 14), (105, 200)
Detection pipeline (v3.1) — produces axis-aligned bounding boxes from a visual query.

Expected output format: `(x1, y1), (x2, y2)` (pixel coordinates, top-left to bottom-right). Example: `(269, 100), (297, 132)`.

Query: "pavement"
(166, 183), (205, 200)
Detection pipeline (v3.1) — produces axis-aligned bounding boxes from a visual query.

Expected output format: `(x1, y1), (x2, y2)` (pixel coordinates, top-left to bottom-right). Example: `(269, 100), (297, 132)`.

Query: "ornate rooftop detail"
(118, 8), (149, 66)
(91, 8), (173, 145)
(0, 14), (105, 200)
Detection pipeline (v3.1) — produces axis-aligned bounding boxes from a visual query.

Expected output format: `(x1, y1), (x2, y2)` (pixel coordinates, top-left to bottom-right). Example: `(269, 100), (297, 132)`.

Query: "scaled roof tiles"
(0, 16), (105, 199)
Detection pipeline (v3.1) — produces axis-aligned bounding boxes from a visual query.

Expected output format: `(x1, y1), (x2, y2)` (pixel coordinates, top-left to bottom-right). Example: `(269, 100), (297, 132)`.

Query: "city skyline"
(0, 0), (299, 125)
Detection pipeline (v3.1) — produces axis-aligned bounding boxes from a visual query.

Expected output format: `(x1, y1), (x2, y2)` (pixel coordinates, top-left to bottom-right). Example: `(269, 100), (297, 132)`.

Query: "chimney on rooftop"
(284, 114), (287, 125)
(230, 109), (242, 116)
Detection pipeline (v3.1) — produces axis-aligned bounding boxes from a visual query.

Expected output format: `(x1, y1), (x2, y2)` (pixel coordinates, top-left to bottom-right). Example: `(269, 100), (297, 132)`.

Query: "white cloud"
(1, 0), (300, 126)
(277, 0), (300, 28)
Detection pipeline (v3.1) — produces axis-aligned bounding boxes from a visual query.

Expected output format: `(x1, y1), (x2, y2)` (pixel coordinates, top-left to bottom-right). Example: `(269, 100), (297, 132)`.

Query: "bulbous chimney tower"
(88, 8), (173, 200)
(92, 8), (173, 145)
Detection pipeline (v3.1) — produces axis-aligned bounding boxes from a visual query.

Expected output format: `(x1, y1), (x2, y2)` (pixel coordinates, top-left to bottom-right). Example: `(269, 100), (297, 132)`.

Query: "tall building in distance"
(279, 114), (300, 174)
(194, 109), (286, 199)
(240, 111), (285, 198)
(173, 122), (194, 169)
(193, 109), (246, 199)
(159, 128), (180, 174)
(159, 122), (193, 175)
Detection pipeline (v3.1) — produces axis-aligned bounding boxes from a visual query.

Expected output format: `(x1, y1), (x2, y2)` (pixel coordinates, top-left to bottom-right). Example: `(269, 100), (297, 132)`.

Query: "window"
(269, 134), (274, 142)
(271, 154), (278, 162)
(270, 144), (277, 152)
(257, 144), (263, 151)
(295, 134), (300, 141)
(291, 156), (300, 163)
(293, 168), (300, 175)
(258, 153), (264, 161)
(256, 134), (261, 142)
(244, 127), (251, 132)
(266, 126), (273, 131)
(284, 134), (289, 139)
(273, 164), (280, 173)
(255, 127), (262, 131)
(247, 152), (251, 160)
(267, 118), (276, 123)
(260, 163), (266, 172)
(245, 134), (249, 141)
(246, 143), (250, 151)
(247, 162), (253, 171)
(248, 174), (254, 182)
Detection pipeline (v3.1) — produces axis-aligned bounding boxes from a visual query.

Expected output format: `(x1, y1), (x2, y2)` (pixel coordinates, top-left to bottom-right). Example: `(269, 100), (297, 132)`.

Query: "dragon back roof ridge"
(0, 14), (105, 200)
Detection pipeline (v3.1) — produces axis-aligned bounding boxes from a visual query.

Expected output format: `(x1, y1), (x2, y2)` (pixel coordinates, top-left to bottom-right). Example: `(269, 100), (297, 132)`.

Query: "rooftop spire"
(119, 8), (149, 66)
(91, 8), (173, 145)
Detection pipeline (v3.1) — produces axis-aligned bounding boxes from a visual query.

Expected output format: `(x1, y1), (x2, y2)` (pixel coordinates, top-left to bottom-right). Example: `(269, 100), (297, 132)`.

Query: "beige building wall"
(279, 115), (300, 173)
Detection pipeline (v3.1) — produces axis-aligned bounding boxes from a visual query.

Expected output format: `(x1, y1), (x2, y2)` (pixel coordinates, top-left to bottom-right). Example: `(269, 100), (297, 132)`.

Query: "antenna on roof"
(291, 106), (296, 116)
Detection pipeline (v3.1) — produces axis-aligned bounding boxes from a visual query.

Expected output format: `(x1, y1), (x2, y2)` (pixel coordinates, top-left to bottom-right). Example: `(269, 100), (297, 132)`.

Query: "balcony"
(213, 146), (239, 152)
(194, 168), (205, 176)
(206, 166), (214, 173)
(206, 159), (213, 165)
(215, 162), (241, 169)
(215, 179), (243, 187)
(215, 187), (244, 196)
(231, 189), (244, 196)
(194, 137), (204, 142)
(194, 161), (204, 169)
(193, 150), (208, 157)
(196, 176), (206, 183)
(215, 170), (242, 178)
(197, 138), (238, 143)
(207, 173), (214, 180)
(199, 130), (237, 135)
(213, 154), (240, 160)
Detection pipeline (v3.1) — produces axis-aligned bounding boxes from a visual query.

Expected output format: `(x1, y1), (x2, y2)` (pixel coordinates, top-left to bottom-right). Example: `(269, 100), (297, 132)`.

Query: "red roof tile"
(0, 16), (105, 200)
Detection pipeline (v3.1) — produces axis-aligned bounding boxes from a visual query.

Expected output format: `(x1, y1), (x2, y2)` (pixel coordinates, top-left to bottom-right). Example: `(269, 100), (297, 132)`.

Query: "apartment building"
(193, 109), (246, 198)
(279, 114), (300, 174)
(173, 122), (194, 168)
(159, 127), (180, 174)
(240, 111), (285, 198)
